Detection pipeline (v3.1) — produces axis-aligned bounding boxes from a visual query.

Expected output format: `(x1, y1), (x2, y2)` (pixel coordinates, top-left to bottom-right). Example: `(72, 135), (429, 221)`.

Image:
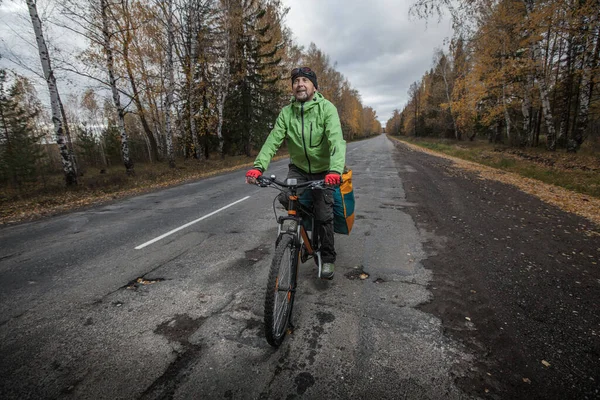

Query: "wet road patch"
(294, 372), (315, 395)
(155, 314), (205, 346)
(245, 245), (270, 264)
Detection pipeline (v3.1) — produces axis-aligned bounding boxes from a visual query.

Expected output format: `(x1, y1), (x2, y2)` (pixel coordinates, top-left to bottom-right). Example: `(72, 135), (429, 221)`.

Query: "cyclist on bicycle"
(246, 66), (346, 279)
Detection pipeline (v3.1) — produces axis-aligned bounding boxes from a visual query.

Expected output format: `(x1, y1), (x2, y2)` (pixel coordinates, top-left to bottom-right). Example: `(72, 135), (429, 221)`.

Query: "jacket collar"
(290, 91), (323, 110)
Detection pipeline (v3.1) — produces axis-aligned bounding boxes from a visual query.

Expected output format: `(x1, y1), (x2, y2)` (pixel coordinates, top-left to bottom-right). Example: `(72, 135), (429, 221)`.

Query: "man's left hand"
(324, 172), (341, 186)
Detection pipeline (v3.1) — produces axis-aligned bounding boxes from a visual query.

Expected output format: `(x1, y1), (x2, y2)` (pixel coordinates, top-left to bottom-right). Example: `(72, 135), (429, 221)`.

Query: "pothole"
(344, 266), (369, 280)
(125, 277), (165, 290)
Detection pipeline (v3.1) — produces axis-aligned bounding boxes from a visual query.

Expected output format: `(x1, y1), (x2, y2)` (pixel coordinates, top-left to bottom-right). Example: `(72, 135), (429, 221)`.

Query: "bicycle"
(254, 174), (327, 347)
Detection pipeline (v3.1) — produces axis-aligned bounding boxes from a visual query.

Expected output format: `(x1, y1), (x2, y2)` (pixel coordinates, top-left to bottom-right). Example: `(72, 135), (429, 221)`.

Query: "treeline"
(387, 0), (600, 152)
(1, 0), (380, 187)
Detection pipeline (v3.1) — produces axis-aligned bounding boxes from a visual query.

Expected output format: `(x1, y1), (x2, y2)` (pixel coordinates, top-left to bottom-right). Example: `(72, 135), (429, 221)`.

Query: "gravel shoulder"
(392, 140), (600, 399)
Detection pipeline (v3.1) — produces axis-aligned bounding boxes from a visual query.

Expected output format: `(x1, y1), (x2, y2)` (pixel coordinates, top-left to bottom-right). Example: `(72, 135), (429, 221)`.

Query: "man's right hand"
(245, 168), (262, 184)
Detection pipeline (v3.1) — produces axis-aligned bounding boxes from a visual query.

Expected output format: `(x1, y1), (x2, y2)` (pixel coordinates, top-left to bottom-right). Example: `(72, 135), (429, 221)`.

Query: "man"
(245, 67), (346, 279)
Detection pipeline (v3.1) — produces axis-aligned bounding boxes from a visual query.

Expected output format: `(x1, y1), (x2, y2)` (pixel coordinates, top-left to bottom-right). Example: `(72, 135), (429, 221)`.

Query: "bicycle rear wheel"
(264, 235), (298, 347)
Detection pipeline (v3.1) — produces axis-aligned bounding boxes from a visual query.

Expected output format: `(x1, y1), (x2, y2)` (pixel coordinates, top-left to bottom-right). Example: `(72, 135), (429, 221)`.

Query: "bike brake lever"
(257, 177), (271, 187)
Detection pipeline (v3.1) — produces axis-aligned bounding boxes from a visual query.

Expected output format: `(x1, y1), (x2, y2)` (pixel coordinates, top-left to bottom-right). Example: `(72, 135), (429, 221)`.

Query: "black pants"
(278, 165), (336, 263)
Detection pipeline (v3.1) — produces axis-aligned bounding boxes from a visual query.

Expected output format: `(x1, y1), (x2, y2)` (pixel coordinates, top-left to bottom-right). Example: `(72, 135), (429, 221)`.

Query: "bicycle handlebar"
(256, 175), (326, 190)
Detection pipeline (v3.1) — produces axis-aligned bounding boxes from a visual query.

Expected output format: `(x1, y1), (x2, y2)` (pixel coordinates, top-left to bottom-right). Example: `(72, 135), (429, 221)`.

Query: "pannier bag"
(333, 169), (355, 235)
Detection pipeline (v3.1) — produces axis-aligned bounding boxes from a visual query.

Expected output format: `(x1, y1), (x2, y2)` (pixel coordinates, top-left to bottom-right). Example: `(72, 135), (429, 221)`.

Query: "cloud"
(281, 0), (453, 122)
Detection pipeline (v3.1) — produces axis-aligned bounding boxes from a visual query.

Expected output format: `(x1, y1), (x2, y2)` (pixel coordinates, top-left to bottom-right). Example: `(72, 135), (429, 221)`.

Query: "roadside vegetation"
(397, 137), (600, 199)
(389, 135), (600, 228)
(0, 153), (255, 225)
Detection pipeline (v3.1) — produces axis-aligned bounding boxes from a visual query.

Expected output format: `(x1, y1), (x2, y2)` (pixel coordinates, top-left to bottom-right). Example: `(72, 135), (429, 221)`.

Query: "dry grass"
(390, 136), (600, 228)
(0, 153), (288, 225)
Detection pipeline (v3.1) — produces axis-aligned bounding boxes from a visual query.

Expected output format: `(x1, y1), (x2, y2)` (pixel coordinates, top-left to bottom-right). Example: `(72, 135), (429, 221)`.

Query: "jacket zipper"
(300, 103), (311, 173)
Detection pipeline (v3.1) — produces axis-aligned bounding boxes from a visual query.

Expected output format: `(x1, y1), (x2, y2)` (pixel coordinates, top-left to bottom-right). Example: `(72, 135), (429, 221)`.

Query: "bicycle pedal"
(300, 245), (309, 263)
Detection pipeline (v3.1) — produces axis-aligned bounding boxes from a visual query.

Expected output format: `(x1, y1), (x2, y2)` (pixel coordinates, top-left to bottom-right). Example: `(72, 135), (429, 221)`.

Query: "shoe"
(321, 263), (335, 280)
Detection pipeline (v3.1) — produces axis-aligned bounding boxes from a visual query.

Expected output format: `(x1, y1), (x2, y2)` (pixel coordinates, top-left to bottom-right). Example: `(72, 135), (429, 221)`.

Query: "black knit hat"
(291, 67), (318, 89)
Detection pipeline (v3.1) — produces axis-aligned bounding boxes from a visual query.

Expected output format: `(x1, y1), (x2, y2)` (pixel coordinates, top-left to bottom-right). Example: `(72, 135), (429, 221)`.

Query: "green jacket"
(253, 92), (346, 174)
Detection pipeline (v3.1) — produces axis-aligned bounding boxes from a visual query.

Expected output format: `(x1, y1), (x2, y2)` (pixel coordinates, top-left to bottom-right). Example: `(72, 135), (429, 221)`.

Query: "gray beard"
(295, 92), (313, 102)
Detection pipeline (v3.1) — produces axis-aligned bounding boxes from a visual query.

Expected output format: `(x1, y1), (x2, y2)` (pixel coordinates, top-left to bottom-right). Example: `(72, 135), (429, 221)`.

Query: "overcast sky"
(281, 0), (453, 122)
(0, 0), (453, 123)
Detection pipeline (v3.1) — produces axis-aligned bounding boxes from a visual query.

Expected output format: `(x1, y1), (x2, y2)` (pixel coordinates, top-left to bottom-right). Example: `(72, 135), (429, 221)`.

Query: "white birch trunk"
(164, 0), (176, 168)
(523, 0), (557, 150)
(188, 6), (201, 160)
(216, 86), (226, 156)
(502, 82), (511, 142)
(441, 58), (460, 140)
(215, 2), (231, 156)
(537, 60), (557, 150)
(101, 0), (134, 173)
(521, 72), (533, 144)
(500, 44), (511, 142)
(26, 0), (77, 185)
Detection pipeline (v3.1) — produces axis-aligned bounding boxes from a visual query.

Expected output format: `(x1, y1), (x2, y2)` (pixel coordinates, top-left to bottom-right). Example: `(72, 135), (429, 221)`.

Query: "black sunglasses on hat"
(291, 67), (318, 89)
(291, 67), (315, 77)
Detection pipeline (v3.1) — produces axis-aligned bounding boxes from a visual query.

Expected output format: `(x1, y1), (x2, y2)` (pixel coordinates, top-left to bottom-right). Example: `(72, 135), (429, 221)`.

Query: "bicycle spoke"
(273, 246), (292, 336)
(264, 236), (298, 346)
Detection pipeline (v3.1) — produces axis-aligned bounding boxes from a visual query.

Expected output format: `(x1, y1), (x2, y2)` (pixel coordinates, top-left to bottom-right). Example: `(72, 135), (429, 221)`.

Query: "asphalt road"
(0, 135), (598, 399)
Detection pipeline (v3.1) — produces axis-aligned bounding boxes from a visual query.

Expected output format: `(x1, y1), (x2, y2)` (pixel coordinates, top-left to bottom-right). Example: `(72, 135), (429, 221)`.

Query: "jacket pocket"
(309, 122), (325, 147)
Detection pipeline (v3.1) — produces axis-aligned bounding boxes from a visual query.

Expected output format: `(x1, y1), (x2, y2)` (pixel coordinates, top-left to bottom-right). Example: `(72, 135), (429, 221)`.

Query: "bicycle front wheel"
(264, 235), (299, 347)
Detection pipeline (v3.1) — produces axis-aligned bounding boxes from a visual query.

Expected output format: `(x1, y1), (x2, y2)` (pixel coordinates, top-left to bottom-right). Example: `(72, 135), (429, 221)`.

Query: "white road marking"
(135, 196), (251, 249)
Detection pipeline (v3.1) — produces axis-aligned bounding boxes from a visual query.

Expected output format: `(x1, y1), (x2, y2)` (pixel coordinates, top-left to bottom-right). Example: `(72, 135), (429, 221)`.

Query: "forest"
(0, 0), (382, 187)
(386, 0), (600, 153)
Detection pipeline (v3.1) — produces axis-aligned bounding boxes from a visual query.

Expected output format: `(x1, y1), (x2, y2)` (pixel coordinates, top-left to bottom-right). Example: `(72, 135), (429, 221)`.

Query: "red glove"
(324, 172), (341, 186)
(245, 168), (262, 183)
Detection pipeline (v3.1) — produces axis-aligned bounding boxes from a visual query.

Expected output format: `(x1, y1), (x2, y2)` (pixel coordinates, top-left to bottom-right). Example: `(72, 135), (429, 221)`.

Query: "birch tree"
(26, 0), (77, 186)
(173, 0), (217, 160)
(434, 50), (460, 139)
(101, 0), (134, 174)
(182, 1), (202, 160)
(163, 0), (175, 168)
(215, 0), (232, 157)
(117, 0), (160, 162)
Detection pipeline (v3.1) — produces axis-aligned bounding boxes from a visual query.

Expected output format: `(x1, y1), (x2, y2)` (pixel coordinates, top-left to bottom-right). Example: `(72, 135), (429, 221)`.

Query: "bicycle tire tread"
(264, 235), (297, 347)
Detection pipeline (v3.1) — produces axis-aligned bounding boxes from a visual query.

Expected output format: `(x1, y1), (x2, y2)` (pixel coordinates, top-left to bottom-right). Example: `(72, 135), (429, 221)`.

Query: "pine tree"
(222, 0), (284, 156)
(0, 70), (45, 186)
